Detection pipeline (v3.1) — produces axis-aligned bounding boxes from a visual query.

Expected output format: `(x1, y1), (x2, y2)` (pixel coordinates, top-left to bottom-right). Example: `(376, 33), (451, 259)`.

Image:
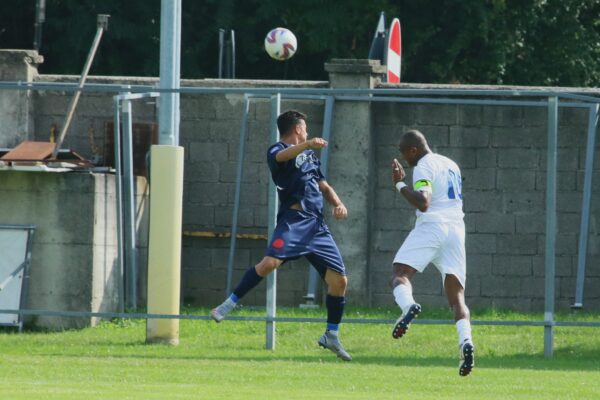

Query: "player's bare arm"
(391, 158), (431, 212)
(275, 138), (328, 162)
(318, 180), (348, 220)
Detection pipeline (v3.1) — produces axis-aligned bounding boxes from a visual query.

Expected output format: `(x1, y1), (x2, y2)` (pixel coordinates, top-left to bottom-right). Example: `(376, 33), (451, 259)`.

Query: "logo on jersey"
(272, 238), (285, 249)
(295, 153), (308, 168)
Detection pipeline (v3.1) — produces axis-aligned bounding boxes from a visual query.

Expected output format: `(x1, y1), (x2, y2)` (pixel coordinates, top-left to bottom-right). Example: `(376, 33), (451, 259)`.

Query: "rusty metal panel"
(0, 141), (55, 161)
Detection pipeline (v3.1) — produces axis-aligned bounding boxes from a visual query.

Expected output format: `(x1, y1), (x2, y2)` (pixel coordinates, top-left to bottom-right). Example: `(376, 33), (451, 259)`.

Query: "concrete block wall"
(6, 56), (594, 312)
(0, 171), (148, 329)
(371, 102), (600, 311)
(31, 76), (331, 309)
(0, 50), (43, 148)
(180, 94), (328, 306)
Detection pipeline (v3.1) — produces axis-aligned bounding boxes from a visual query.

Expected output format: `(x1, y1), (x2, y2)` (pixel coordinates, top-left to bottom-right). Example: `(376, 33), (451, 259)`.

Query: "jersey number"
(447, 170), (463, 200)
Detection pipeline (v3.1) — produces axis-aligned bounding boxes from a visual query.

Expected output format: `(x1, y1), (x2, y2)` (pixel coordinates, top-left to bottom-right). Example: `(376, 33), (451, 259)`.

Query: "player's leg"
(391, 263), (421, 338)
(211, 211), (304, 322)
(444, 274), (474, 376)
(306, 232), (352, 361)
(439, 221), (474, 376)
(324, 269), (347, 332)
(390, 223), (441, 338)
(210, 256), (282, 322)
(316, 268), (352, 361)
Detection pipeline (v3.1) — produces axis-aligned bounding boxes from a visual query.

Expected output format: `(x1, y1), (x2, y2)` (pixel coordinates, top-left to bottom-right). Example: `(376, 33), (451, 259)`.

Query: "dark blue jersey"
(267, 142), (325, 217)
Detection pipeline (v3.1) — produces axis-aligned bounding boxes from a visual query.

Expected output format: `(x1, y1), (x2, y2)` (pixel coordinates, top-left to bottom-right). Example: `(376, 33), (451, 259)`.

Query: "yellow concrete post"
(146, 145), (184, 345)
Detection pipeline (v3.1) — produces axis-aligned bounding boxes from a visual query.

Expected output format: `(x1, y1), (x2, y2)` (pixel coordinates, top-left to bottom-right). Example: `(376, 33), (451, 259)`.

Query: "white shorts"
(393, 220), (466, 288)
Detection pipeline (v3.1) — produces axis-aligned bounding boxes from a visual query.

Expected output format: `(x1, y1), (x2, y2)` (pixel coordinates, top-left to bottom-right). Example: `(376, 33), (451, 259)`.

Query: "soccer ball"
(264, 28), (297, 61)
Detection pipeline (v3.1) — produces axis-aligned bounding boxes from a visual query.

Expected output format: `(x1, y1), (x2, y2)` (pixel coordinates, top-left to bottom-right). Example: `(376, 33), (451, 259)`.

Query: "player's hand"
(306, 138), (328, 149)
(391, 158), (406, 184)
(332, 203), (348, 220)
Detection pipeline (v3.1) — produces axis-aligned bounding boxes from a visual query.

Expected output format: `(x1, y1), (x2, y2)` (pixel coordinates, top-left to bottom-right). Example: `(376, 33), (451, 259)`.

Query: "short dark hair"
(277, 110), (306, 136)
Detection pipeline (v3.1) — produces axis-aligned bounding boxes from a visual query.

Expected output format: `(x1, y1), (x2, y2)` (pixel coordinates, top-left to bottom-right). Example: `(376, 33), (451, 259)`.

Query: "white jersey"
(412, 153), (464, 223)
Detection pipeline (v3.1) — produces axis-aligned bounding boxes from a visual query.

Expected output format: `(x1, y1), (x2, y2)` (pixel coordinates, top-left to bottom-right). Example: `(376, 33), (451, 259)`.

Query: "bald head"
(398, 130), (431, 166)
(399, 130), (429, 151)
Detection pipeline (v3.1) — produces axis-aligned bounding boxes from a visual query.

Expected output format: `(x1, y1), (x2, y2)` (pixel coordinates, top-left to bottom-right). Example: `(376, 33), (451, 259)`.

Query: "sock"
(217, 296), (237, 314)
(232, 266), (263, 300)
(325, 295), (345, 333)
(228, 293), (239, 304)
(393, 284), (416, 314)
(456, 318), (473, 346)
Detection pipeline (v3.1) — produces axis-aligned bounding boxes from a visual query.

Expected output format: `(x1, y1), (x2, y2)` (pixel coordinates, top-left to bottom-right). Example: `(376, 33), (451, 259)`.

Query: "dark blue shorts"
(265, 209), (346, 278)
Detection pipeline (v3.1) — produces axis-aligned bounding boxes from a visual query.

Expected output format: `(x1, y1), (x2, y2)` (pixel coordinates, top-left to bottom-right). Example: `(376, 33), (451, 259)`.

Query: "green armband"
(414, 179), (432, 191)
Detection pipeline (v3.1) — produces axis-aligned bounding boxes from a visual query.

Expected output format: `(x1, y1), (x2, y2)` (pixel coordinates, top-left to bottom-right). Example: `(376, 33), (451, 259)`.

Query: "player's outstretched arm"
(318, 180), (347, 220)
(391, 158), (431, 212)
(275, 138), (327, 162)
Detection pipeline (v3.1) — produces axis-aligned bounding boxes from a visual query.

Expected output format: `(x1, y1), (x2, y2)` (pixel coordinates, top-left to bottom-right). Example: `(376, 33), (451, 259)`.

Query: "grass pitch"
(0, 307), (598, 399)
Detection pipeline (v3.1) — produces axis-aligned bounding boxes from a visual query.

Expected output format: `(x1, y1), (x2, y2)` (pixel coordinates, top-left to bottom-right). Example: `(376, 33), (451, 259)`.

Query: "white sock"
(456, 319), (472, 346)
(393, 284), (415, 315)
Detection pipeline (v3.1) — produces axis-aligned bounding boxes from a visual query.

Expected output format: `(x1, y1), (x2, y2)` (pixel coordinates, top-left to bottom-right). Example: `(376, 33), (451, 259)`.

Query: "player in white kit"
(390, 130), (475, 377)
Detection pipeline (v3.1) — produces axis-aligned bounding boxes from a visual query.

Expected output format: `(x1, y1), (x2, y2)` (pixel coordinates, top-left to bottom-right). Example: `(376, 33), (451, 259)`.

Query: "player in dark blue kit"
(210, 110), (352, 361)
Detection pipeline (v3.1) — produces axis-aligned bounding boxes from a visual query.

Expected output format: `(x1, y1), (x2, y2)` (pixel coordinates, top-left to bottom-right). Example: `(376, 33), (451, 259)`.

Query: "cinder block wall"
(0, 171), (148, 329)
(371, 102), (600, 311)
(33, 77), (330, 308)
(178, 95), (327, 306)
(29, 73), (600, 312)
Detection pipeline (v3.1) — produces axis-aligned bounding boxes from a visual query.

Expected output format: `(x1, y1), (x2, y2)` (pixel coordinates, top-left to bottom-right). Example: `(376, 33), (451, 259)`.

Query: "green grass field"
(1, 307), (599, 399)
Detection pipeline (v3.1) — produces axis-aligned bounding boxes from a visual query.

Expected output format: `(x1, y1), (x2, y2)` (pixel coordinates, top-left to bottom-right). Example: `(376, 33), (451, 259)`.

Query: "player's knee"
(326, 273), (347, 295)
(256, 257), (280, 276)
(391, 275), (408, 288)
(392, 263), (416, 282)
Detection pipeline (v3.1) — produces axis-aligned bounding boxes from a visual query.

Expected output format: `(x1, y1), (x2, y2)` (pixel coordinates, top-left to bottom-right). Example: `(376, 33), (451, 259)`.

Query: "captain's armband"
(414, 179), (432, 193)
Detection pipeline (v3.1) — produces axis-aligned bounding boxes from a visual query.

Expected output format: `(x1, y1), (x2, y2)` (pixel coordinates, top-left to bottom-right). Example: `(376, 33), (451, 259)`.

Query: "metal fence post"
(226, 96), (251, 295)
(266, 93), (281, 350)
(113, 95), (125, 313)
(121, 93), (137, 310)
(544, 96), (558, 358)
(304, 96), (335, 306)
(573, 103), (599, 309)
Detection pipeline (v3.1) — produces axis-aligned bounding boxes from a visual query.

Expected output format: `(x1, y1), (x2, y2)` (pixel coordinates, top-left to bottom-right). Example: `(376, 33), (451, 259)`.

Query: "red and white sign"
(386, 18), (401, 83)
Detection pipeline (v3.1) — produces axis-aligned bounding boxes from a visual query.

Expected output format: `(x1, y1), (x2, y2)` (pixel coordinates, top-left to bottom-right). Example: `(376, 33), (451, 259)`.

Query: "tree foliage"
(0, 0), (599, 86)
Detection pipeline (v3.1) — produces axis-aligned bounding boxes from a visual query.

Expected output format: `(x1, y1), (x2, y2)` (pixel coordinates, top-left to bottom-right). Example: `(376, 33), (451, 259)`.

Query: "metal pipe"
(4, 80), (600, 101)
(114, 92), (160, 101)
(2, 308), (600, 327)
(158, 0), (181, 146)
(218, 29), (225, 78)
(544, 96), (558, 358)
(230, 30), (236, 79)
(573, 104), (599, 309)
(121, 95), (137, 310)
(112, 96), (125, 314)
(33, 0), (46, 51)
(304, 96), (335, 304)
(334, 95), (593, 108)
(266, 94), (281, 350)
(52, 14), (109, 159)
(226, 96), (251, 295)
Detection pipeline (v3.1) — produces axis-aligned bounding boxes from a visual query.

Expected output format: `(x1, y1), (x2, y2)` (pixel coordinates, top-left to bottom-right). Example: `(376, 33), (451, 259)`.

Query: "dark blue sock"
(232, 266), (263, 300)
(326, 294), (345, 332)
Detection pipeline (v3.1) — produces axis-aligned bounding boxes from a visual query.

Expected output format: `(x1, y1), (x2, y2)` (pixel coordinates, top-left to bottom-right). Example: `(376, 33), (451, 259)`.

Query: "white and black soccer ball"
(264, 27), (297, 61)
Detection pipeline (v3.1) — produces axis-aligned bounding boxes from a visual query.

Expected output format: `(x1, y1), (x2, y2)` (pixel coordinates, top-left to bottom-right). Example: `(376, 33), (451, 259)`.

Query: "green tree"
(0, 0), (599, 86)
